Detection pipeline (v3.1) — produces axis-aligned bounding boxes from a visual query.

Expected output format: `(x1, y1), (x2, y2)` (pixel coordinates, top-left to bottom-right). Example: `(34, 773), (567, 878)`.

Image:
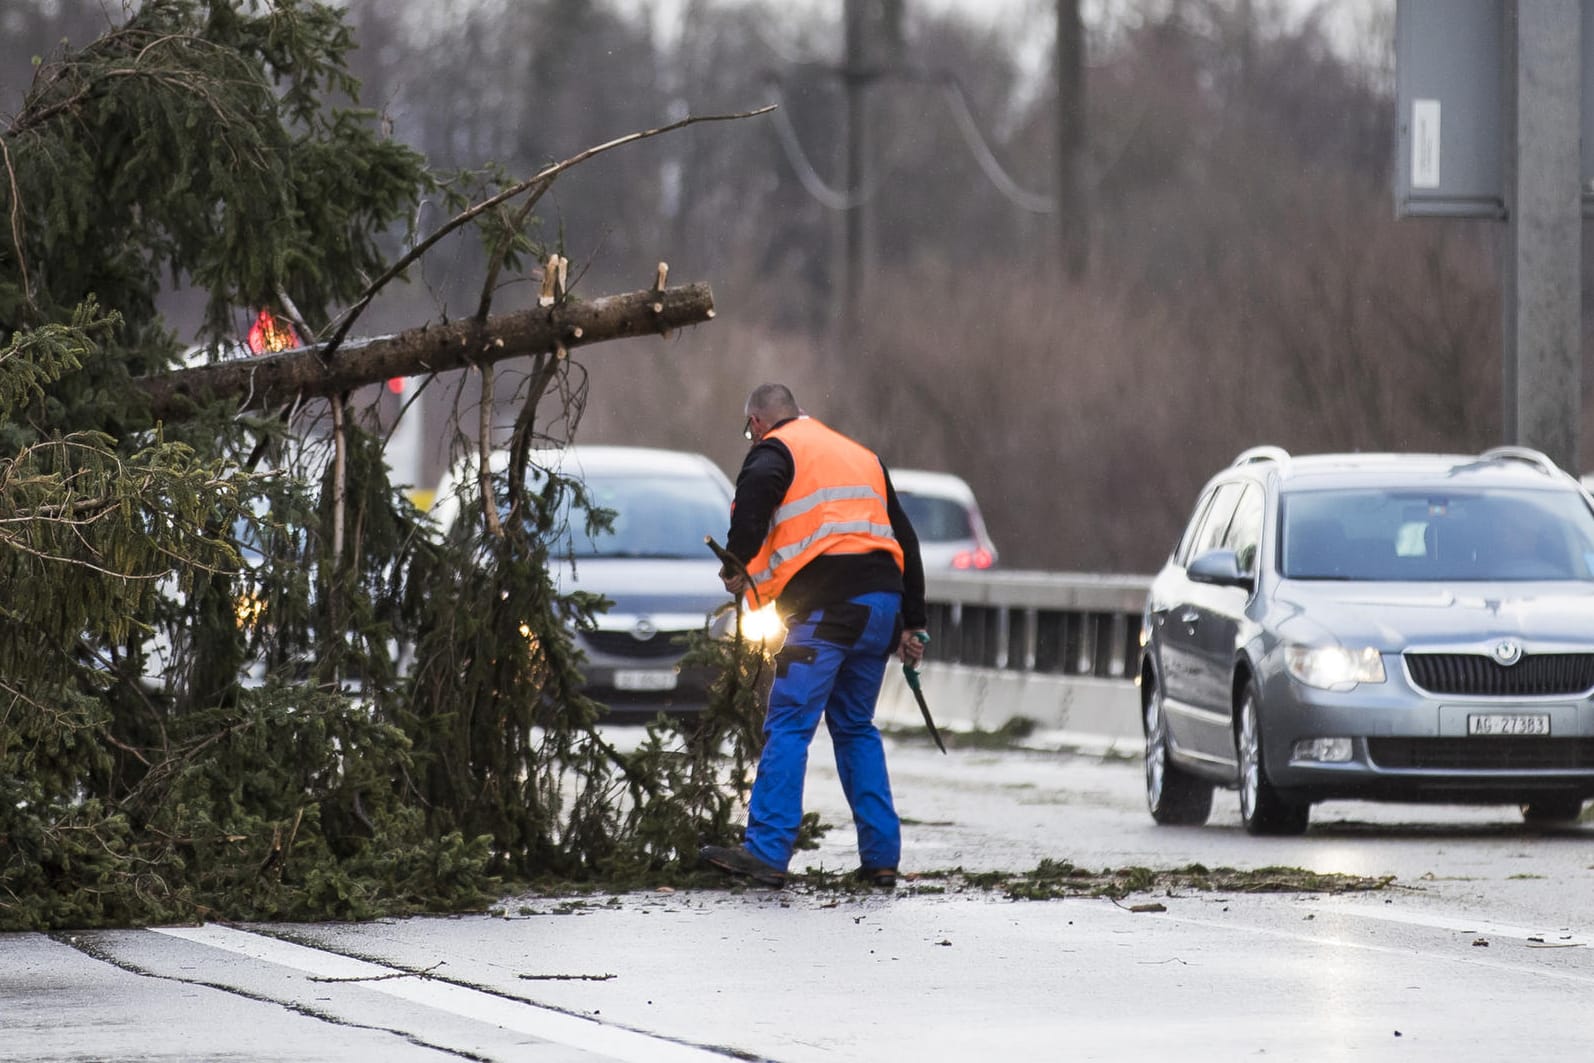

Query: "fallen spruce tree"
(0, 0), (784, 930)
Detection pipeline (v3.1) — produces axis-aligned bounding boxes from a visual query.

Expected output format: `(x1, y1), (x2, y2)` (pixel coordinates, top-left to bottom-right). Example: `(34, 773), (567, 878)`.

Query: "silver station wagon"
(1140, 446), (1594, 834)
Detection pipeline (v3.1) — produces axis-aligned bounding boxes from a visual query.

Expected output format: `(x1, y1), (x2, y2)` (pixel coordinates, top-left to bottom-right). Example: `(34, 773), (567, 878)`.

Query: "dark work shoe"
(855, 866), (898, 889)
(700, 845), (787, 889)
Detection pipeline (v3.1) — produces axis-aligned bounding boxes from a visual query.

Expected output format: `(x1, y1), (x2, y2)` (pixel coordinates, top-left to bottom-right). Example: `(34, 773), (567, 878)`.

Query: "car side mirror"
(1188, 548), (1254, 590)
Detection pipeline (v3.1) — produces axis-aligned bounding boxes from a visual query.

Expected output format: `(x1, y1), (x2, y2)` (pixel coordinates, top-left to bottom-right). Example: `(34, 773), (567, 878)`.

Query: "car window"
(1183, 482), (1244, 564)
(1173, 490), (1216, 564)
(1281, 487), (1594, 581)
(897, 493), (975, 543)
(1223, 484), (1265, 574)
(555, 473), (730, 559)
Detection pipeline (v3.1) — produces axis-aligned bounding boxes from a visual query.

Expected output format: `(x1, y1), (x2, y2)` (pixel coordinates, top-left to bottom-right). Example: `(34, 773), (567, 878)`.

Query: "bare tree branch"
(318, 106), (772, 357)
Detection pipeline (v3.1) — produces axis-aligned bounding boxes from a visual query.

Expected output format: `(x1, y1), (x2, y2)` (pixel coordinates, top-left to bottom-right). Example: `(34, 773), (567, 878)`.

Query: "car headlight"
(1284, 645), (1386, 690)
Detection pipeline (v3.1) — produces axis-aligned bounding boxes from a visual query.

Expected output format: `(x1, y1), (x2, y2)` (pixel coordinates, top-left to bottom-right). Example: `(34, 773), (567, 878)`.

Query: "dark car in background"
(1140, 445), (1594, 834)
(433, 445), (759, 716)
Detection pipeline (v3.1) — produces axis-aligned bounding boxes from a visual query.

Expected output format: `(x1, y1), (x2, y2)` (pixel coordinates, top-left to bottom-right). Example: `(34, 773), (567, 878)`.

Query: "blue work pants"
(743, 590), (902, 872)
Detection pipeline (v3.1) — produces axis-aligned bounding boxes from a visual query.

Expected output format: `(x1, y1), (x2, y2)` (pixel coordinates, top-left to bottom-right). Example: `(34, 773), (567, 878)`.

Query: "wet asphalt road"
(6, 732), (1594, 1062)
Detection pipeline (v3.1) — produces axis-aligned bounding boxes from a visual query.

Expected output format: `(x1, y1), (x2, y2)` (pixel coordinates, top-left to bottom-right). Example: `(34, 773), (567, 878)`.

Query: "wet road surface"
(6, 733), (1592, 1061)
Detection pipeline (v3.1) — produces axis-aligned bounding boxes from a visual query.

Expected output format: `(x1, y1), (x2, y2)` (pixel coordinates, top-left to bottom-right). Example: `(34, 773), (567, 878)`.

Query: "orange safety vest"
(743, 417), (904, 609)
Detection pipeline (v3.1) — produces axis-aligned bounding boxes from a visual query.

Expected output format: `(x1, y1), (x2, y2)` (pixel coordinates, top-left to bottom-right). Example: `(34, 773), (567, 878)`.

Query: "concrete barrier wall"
(877, 665), (1142, 752)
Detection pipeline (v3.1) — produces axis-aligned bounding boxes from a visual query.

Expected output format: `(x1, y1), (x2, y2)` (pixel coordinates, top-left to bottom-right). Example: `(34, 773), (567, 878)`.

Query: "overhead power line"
(937, 77), (1055, 214)
(762, 67), (1057, 215)
(762, 75), (881, 210)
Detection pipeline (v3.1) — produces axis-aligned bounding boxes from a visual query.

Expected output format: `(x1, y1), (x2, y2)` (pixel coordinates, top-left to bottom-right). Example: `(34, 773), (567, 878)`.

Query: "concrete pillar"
(1502, 0), (1582, 470)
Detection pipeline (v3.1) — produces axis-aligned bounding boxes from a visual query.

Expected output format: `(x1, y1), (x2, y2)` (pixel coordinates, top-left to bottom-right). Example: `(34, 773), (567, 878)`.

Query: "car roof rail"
(1231, 445), (1290, 469)
(1479, 445), (1562, 477)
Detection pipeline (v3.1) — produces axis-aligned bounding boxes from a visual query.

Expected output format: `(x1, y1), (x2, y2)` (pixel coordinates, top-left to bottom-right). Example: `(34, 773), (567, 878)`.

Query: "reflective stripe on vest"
(743, 417), (903, 607)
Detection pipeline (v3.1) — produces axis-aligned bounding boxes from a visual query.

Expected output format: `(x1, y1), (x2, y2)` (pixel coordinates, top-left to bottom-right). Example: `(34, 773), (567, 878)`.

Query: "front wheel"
(1236, 682), (1310, 836)
(1144, 674), (1214, 825)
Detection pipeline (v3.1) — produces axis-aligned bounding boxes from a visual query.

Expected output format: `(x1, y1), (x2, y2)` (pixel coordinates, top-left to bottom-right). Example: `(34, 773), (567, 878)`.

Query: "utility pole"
(1056, 0), (1087, 279)
(836, 0), (905, 333)
(842, 0), (876, 332)
(1237, 0), (1254, 94)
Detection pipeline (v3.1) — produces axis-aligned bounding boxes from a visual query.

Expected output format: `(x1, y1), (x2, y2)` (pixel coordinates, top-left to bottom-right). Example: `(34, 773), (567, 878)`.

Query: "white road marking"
(1135, 901), (1594, 986)
(153, 924), (728, 1063)
(1316, 899), (1589, 947)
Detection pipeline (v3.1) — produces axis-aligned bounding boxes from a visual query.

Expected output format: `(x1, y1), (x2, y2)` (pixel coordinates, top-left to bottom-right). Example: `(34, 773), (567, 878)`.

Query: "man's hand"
(708, 539), (750, 595)
(897, 628), (929, 664)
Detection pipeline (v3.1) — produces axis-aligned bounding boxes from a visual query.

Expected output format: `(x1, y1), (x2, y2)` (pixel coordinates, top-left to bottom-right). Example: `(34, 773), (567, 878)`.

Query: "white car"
(890, 468), (999, 571)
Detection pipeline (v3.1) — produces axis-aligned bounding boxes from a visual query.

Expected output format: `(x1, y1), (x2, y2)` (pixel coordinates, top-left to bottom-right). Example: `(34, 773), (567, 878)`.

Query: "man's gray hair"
(746, 383), (800, 420)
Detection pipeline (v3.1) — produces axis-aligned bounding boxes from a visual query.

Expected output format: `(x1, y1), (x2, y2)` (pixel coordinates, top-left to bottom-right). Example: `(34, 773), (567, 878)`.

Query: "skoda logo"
(630, 617), (658, 642)
(1491, 639), (1523, 666)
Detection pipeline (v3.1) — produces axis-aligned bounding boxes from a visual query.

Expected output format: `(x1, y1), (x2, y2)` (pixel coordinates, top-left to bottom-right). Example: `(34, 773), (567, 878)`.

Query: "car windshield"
(556, 473), (727, 560)
(898, 493), (974, 543)
(1281, 487), (1594, 582)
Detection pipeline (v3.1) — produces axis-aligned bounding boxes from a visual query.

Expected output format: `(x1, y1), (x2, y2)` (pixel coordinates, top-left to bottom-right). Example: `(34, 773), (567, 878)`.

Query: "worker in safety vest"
(701, 383), (927, 889)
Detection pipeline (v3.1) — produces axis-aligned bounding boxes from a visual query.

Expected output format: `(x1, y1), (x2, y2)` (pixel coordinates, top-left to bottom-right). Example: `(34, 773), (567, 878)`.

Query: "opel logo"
(630, 617), (658, 642)
(1491, 639), (1522, 666)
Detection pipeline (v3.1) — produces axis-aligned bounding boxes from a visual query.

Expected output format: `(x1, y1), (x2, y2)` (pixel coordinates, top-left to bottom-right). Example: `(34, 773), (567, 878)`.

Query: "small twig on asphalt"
(1111, 898), (1167, 913)
(308, 960), (444, 984)
(517, 972), (617, 982)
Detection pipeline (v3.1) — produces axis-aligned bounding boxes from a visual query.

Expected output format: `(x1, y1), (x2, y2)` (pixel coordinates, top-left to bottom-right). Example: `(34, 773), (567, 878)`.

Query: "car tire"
(1144, 673), (1214, 826)
(1236, 681), (1310, 836)
(1520, 796), (1585, 825)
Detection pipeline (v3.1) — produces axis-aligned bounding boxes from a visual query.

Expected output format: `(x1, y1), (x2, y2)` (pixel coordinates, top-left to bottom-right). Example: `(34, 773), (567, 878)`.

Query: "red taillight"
(952, 547), (994, 570)
(387, 377), (405, 394)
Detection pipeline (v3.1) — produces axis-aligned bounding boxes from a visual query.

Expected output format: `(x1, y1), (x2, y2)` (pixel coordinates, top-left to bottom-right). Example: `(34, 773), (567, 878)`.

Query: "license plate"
(614, 669), (678, 692)
(1467, 713), (1550, 736)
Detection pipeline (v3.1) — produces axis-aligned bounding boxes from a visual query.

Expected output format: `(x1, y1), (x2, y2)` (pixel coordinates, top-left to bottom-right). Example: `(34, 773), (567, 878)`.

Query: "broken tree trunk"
(134, 283), (715, 422)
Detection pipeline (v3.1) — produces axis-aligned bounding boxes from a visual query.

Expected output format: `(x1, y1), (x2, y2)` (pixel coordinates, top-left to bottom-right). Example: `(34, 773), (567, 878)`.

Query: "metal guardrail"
(922, 570), (1153, 680)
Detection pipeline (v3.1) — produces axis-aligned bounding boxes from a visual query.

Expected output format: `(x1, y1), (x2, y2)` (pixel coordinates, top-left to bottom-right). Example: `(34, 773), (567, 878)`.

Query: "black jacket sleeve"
(883, 465), (927, 629)
(725, 437), (794, 565)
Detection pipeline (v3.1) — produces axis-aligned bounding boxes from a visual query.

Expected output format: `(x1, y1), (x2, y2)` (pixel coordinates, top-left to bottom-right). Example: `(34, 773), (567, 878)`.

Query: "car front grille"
(583, 629), (691, 659)
(1404, 652), (1594, 697)
(1368, 737), (1594, 771)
